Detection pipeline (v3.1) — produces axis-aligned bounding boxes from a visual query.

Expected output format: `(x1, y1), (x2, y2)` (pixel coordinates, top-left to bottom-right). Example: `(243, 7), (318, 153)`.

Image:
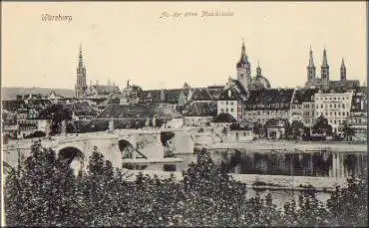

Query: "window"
(330, 112), (332, 116)
(338, 112), (340, 116)
(226, 101), (229, 105)
(329, 104), (332, 108)
(334, 104), (336, 108)
(342, 112), (345, 116)
(226, 108), (229, 112)
(334, 120), (337, 124)
(334, 112), (337, 116)
(230, 102), (234, 105)
(231, 108), (234, 112)
(338, 104), (340, 108)
(342, 104), (345, 109)
(321, 104), (323, 108)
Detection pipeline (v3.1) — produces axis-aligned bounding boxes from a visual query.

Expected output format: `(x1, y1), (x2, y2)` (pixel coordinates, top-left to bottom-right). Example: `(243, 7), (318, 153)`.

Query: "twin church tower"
(306, 47), (348, 89)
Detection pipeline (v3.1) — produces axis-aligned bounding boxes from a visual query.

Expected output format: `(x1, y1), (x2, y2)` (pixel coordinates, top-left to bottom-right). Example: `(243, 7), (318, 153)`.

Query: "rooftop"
(98, 103), (182, 119)
(244, 88), (294, 110)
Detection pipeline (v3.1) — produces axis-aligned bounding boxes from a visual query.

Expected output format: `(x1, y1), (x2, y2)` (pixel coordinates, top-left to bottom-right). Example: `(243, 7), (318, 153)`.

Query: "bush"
(4, 143), (368, 227)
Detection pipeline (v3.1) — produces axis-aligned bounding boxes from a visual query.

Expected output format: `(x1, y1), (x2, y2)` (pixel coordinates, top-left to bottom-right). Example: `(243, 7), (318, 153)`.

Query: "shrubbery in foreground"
(4, 142), (368, 227)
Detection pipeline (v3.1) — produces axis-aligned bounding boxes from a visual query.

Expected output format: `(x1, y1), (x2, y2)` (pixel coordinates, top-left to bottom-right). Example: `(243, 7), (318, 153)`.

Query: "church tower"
(307, 46), (316, 82)
(340, 58), (346, 81)
(75, 43), (87, 98)
(321, 48), (330, 81)
(236, 40), (251, 89)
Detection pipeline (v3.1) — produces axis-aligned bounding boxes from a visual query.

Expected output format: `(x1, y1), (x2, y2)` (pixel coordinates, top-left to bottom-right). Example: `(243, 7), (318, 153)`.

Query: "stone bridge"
(3, 128), (193, 175)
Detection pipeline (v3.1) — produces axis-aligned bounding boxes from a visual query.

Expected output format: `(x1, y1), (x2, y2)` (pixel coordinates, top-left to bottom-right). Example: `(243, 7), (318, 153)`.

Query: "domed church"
(235, 40), (271, 91)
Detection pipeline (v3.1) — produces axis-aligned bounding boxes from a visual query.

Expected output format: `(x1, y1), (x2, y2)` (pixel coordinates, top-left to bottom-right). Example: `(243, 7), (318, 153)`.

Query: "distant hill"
(1, 87), (75, 100)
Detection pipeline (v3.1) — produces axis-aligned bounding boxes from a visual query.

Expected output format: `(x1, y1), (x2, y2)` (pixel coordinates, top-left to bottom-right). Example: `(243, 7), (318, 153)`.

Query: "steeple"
(322, 47), (328, 67)
(307, 46), (316, 81)
(241, 39), (246, 58)
(256, 60), (262, 77)
(236, 39), (251, 90)
(308, 46), (314, 66)
(75, 43), (87, 98)
(238, 39), (249, 65)
(321, 47), (329, 81)
(340, 58), (346, 81)
(78, 43), (84, 68)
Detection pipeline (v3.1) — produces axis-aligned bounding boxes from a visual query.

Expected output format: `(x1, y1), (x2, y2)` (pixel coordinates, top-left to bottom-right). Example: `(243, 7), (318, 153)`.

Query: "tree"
(291, 120), (305, 139)
(340, 121), (355, 141)
(312, 115), (332, 135)
(252, 122), (264, 137)
(327, 176), (368, 226)
(38, 104), (72, 135)
(4, 141), (79, 226)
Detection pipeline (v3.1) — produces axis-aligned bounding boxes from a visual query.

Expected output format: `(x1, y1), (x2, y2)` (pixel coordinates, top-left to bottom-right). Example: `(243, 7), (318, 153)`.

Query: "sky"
(2, 2), (367, 90)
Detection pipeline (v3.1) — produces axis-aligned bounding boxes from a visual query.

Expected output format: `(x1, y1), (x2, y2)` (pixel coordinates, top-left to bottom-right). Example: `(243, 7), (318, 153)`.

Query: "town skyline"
(3, 2), (367, 90)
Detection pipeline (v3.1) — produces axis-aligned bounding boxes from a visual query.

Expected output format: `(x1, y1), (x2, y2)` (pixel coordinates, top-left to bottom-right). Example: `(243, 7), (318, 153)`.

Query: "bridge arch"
(57, 146), (85, 174)
(118, 139), (136, 159)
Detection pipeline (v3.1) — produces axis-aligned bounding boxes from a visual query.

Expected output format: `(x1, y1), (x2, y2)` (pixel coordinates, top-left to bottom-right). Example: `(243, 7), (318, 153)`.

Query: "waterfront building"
(290, 88), (318, 127)
(347, 86), (367, 140)
(314, 90), (354, 133)
(226, 122), (254, 142)
(243, 88), (294, 125)
(217, 77), (248, 121)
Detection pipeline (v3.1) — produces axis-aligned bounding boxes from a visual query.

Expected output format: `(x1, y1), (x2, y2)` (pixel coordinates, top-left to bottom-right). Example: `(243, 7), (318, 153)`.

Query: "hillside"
(1, 87), (75, 100)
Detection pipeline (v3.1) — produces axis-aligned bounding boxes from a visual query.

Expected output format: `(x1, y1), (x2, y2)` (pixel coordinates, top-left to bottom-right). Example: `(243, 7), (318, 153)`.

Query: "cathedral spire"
(79, 43), (84, 67)
(322, 47), (328, 66)
(340, 57), (346, 81)
(308, 46), (315, 67)
(75, 43), (87, 98)
(321, 47), (330, 82)
(307, 46), (316, 82)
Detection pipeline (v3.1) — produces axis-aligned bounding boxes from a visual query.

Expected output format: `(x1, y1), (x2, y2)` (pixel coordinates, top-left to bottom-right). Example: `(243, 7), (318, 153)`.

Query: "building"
(265, 119), (288, 140)
(290, 88), (318, 127)
(84, 83), (121, 98)
(75, 44), (88, 98)
(217, 77), (249, 121)
(347, 87), (367, 140)
(211, 113), (237, 128)
(236, 40), (271, 91)
(182, 102), (217, 127)
(226, 122), (254, 142)
(305, 47), (360, 91)
(314, 90), (354, 133)
(243, 88), (295, 125)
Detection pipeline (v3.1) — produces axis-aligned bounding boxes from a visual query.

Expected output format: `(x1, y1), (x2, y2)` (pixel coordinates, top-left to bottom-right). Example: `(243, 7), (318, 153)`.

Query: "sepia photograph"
(1, 1), (368, 227)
